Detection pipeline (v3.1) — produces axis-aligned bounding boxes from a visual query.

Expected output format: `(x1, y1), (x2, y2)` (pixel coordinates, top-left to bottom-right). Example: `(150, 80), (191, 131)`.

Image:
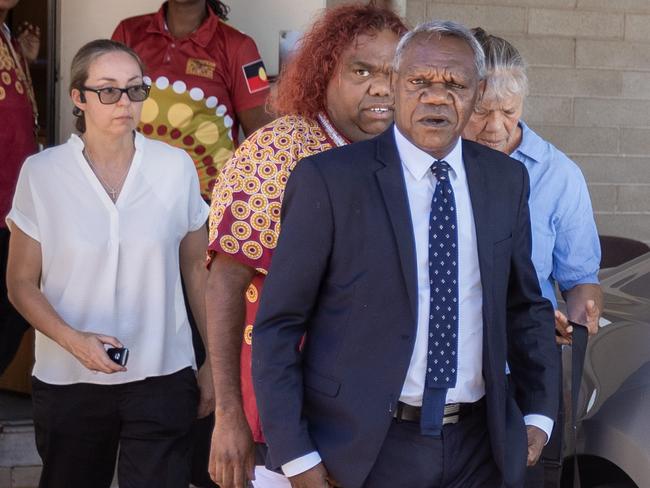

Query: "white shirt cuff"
(524, 414), (554, 445)
(281, 451), (322, 477)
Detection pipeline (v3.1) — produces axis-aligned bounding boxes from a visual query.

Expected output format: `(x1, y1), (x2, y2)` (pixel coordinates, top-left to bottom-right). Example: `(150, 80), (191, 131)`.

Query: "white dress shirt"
(282, 128), (552, 477)
(396, 127), (485, 405)
(7, 133), (209, 385)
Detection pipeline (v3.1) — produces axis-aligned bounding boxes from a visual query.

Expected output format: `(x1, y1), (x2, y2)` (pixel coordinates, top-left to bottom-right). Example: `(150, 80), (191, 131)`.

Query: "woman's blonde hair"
(69, 39), (145, 133)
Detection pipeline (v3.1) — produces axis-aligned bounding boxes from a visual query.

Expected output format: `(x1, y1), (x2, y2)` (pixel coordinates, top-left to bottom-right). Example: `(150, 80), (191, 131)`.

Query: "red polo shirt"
(112, 3), (269, 198)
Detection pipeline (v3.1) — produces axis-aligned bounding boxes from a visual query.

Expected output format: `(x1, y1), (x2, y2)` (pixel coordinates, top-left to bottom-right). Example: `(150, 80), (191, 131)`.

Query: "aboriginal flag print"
(242, 59), (269, 94)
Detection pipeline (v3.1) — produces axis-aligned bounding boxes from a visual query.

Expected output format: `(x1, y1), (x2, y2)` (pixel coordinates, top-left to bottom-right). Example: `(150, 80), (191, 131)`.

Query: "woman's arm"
(6, 225), (125, 374)
(180, 225), (214, 417)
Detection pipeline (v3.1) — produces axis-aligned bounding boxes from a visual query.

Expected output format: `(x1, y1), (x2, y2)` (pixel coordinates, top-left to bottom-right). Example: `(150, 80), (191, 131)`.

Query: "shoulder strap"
(569, 323), (589, 487)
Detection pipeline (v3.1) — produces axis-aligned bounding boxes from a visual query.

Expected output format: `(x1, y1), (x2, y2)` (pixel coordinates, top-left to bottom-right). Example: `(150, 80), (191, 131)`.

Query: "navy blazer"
(252, 127), (559, 488)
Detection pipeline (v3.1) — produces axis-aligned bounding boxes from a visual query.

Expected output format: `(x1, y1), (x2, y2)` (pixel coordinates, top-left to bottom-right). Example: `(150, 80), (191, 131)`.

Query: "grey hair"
(471, 27), (528, 100)
(394, 20), (486, 79)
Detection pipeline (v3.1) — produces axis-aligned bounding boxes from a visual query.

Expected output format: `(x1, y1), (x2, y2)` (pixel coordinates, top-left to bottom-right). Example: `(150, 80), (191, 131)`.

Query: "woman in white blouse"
(6, 40), (211, 488)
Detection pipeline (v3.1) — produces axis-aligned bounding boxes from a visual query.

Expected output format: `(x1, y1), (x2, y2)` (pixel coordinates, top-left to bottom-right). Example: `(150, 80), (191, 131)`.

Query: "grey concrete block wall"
(408, 0), (650, 245)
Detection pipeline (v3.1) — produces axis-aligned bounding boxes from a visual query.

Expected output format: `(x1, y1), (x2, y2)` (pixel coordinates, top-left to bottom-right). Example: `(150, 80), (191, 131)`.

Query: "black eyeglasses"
(81, 84), (150, 104)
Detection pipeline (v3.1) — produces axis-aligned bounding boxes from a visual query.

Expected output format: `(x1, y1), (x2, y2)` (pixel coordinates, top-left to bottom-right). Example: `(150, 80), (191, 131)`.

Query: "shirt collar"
(511, 120), (543, 164)
(149, 1), (220, 48)
(393, 125), (463, 181)
(69, 131), (144, 152)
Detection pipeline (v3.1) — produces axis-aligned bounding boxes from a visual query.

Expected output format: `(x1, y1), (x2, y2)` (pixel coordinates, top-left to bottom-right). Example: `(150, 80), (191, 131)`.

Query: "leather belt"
(393, 397), (486, 425)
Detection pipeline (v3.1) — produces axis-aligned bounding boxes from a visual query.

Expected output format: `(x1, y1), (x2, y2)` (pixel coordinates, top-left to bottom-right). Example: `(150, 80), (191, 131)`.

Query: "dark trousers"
(190, 413), (218, 488)
(363, 404), (503, 488)
(0, 227), (30, 374)
(32, 367), (198, 488)
(185, 278), (219, 488)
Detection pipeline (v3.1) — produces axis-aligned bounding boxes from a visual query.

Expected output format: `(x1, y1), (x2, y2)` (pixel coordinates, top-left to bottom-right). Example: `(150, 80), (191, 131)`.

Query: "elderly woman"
(6, 40), (209, 488)
(462, 28), (603, 486)
(464, 28), (602, 340)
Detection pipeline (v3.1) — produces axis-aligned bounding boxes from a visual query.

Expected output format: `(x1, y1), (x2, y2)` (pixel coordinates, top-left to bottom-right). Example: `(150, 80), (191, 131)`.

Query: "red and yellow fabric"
(207, 114), (347, 443)
(112, 3), (269, 199)
(0, 26), (37, 227)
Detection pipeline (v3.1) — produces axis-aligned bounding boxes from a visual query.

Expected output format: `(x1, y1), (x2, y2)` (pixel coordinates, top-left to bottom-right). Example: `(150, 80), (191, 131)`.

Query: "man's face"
(325, 29), (400, 143)
(463, 88), (524, 155)
(392, 34), (482, 159)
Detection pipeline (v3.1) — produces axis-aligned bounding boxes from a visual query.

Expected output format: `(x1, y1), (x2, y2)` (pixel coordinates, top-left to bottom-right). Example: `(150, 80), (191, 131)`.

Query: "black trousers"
(363, 404), (503, 488)
(32, 367), (198, 488)
(0, 226), (30, 374)
(185, 277), (218, 488)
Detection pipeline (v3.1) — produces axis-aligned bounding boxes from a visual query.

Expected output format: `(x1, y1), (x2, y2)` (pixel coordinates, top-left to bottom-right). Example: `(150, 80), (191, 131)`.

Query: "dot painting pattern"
(136, 75), (235, 198)
(207, 115), (336, 275)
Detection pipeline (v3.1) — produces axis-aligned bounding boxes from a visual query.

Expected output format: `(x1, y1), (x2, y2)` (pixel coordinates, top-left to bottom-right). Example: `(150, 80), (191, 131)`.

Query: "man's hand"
(555, 299), (600, 345)
(526, 425), (547, 466)
(197, 362), (215, 418)
(582, 299), (600, 335)
(16, 22), (40, 63)
(209, 408), (256, 488)
(289, 463), (340, 488)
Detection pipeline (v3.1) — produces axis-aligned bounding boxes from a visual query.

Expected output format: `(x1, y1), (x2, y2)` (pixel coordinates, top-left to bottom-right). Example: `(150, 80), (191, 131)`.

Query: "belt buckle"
(442, 414), (460, 425)
(393, 402), (404, 422)
(443, 403), (460, 425)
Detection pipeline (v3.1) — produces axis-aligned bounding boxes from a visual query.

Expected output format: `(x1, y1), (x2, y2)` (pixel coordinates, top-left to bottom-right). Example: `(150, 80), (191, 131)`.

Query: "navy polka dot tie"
(420, 160), (459, 436)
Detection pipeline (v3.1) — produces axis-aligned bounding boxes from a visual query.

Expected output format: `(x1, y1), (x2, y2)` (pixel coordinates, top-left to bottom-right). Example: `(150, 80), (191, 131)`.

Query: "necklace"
(82, 145), (132, 202)
(317, 112), (349, 147)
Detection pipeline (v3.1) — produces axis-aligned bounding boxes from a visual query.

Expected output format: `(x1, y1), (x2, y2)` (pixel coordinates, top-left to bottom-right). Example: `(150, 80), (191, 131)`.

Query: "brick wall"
(406, 0), (650, 245)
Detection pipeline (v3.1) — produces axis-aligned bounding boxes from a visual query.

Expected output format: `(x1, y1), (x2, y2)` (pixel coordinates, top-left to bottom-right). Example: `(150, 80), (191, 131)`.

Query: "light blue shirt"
(511, 121), (601, 307)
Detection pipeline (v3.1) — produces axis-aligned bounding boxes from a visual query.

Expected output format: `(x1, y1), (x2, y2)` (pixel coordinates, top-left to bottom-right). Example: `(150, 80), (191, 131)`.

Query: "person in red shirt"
(112, 0), (272, 200)
(0, 0), (39, 375)
(113, 3), (271, 487)
(205, 5), (407, 487)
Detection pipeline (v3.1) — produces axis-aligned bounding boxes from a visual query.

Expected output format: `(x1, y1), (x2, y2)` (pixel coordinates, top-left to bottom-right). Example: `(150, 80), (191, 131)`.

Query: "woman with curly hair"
(204, 4), (407, 487)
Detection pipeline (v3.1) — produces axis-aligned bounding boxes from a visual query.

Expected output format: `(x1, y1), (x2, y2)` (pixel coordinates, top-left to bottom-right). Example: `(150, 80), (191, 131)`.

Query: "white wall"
(58, 0), (161, 142)
(57, 0), (326, 143)
(228, 0), (326, 77)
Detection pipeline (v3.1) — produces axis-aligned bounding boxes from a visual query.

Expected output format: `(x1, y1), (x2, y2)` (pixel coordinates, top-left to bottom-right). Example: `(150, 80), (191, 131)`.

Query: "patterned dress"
(207, 113), (347, 443)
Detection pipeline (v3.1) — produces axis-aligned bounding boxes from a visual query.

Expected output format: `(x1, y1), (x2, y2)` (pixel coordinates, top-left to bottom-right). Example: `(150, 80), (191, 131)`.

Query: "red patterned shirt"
(112, 3), (269, 198)
(0, 25), (37, 227)
(207, 114), (348, 443)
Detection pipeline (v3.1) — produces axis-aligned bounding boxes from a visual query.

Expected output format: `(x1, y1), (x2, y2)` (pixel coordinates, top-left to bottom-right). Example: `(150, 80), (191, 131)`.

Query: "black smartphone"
(106, 347), (129, 366)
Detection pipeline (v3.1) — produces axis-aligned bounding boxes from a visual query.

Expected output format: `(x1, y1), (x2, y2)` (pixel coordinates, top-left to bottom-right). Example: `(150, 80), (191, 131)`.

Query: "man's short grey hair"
(471, 27), (528, 100)
(394, 20), (486, 79)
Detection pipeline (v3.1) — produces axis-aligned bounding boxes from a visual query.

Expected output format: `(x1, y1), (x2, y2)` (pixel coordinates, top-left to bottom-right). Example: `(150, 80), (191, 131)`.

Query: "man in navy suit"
(252, 20), (559, 488)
